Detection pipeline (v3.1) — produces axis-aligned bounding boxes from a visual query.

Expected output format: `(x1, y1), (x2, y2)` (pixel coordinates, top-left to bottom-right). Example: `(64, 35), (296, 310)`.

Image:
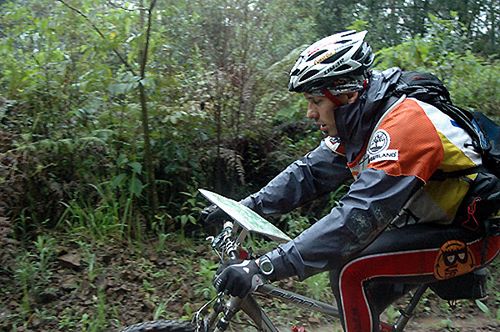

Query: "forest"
(0, 0), (499, 331)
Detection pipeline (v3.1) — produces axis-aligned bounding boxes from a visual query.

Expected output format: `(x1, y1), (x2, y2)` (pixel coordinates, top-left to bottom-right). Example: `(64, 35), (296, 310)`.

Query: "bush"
(375, 15), (499, 118)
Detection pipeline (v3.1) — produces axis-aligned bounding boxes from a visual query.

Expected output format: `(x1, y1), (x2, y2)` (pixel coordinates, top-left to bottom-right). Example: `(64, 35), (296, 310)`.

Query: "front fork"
(196, 294), (277, 332)
(194, 296), (243, 332)
(213, 297), (243, 331)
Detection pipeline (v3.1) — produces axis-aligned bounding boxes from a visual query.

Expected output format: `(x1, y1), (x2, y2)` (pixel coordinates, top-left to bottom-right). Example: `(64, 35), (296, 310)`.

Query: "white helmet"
(288, 30), (374, 94)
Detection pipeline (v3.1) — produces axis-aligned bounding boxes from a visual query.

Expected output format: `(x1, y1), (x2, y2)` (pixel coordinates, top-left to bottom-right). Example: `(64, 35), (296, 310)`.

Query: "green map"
(199, 189), (291, 243)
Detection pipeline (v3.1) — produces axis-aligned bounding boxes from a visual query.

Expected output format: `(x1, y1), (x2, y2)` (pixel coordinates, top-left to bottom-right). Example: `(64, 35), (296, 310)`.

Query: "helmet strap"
(321, 89), (343, 107)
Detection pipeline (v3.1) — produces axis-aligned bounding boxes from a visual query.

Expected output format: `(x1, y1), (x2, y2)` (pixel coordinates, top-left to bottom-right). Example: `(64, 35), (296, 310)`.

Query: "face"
(304, 93), (344, 136)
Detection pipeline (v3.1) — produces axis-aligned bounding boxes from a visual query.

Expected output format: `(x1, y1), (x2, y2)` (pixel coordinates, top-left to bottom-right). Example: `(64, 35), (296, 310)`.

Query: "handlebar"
(208, 221), (241, 261)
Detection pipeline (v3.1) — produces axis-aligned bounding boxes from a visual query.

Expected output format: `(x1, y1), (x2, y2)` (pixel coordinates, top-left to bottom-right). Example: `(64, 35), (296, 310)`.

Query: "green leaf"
(108, 82), (138, 95)
(128, 162), (142, 174)
(129, 176), (144, 197)
(111, 173), (127, 188)
(475, 299), (490, 314)
(139, 78), (149, 87)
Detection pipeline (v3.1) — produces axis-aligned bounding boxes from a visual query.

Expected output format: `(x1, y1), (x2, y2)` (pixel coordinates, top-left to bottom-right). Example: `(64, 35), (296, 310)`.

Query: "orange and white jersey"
(348, 96), (482, 226)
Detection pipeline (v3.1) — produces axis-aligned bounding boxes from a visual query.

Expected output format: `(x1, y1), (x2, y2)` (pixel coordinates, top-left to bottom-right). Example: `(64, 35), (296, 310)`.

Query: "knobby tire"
(121, 319), (195, 332)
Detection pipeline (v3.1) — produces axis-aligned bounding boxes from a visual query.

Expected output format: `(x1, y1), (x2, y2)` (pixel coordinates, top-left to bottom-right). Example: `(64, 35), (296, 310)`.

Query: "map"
(199, 189), (291, 242)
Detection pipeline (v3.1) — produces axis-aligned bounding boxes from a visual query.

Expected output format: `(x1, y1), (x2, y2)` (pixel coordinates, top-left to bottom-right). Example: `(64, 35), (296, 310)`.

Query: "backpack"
(391, 71), (500, 227)
(392, 71), (500, 178)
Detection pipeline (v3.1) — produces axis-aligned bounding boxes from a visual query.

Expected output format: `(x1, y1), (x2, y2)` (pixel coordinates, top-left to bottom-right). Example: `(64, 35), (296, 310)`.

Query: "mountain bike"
(121, 189), (499, 332)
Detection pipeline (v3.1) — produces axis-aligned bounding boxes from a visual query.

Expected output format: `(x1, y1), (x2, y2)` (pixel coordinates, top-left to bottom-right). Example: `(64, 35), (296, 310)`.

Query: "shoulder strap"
(394, 71), (451, 104)
(430, 166), (488, 181)
(432, 101), (483, 152)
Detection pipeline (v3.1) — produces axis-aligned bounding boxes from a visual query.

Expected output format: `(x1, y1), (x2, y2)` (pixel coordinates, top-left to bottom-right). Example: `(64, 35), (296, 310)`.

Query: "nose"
(306, 103), (318, 119)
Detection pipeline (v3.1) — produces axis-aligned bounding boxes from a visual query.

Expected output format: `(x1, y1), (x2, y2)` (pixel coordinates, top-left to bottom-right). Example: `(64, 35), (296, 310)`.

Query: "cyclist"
(203, 31), (499, 332)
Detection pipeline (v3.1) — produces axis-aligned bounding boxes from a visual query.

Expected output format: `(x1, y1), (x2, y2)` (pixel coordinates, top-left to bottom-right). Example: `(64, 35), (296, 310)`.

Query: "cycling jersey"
(347, 96), (481, 228)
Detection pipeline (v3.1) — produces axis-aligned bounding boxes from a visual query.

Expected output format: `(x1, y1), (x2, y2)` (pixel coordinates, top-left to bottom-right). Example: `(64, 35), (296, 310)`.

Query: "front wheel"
(121, 320), (195, 332)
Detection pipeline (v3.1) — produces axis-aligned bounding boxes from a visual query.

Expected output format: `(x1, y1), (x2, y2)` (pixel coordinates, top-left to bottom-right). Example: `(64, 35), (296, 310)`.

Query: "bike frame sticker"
(434, 240), (475, 280)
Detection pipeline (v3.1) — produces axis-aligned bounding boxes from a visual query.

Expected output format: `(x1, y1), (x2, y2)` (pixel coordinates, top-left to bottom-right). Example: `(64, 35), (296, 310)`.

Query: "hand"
(213, 260), (265, 298)
(199, 204), (230, 233)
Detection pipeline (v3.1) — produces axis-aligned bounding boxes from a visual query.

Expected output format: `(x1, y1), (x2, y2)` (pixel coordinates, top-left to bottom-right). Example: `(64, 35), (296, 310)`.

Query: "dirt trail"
(1, 234), (498, 331)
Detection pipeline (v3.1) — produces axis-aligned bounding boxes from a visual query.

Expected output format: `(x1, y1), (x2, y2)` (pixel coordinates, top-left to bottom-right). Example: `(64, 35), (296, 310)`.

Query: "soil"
(0, 231), (498, 332)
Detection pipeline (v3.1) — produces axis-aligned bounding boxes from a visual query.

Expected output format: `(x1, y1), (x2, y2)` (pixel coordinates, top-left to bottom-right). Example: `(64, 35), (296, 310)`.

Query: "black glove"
(213, 260), (265, 298)
(200, 204), (231, 233)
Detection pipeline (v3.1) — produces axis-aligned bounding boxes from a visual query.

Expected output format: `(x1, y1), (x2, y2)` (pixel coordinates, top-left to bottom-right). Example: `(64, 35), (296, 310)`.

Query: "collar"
(334, 68), (403, 162)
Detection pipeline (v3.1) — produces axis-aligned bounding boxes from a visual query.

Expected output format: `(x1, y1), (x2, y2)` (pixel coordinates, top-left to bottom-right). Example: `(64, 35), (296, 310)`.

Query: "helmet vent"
(334, 64), (352, 72)
(352, 47), (365, 61)
(364, 53), (374, 65)
(299, 69), (319, 82)
(342, 31), (357, 37)
(322, 47), (350, 64)
(321, 57), (335, 64)
(307, 49), (327, 62)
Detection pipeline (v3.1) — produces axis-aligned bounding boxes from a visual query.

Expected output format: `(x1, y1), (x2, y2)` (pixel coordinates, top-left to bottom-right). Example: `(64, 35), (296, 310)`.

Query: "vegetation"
(0, 0), (498, 331)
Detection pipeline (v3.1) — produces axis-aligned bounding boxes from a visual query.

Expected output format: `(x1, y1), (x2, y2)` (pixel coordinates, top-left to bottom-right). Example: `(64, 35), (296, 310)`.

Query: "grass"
(2, 226), (339, 331)
(2, 194), (499, 332)
(56, 181), (142, 242)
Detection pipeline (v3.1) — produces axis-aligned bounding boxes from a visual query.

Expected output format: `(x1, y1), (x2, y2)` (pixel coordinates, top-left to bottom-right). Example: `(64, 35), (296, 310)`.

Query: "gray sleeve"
(265, 168), (424, 280)
(240, 140), (352, 216)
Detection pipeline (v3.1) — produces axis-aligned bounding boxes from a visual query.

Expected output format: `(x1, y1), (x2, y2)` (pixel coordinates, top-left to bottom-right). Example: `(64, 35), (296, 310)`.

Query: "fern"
(218, 147), (245, 185)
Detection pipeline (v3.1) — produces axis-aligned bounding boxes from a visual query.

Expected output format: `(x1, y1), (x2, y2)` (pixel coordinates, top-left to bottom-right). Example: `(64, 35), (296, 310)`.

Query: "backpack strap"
(430, 166), (488, 181)
(433, 101), (483, 152)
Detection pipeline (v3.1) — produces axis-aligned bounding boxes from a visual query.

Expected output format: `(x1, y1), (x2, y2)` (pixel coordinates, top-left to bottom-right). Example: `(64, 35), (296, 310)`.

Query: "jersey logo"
(367, 129), (399, 163)
(368, 150), (399, 163)
(368, 129), (391, 155)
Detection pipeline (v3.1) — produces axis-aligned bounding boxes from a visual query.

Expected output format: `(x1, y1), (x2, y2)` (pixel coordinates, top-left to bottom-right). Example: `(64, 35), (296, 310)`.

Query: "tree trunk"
(488, 0), (497, 53)
(138, 0), (159, 219)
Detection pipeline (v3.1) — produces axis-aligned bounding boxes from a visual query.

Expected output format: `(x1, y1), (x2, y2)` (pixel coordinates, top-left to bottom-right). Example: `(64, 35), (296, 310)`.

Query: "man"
(203, 31), (499, 332)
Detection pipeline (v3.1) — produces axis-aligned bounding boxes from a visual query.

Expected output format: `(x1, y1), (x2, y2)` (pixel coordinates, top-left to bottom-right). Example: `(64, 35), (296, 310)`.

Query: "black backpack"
(392, 71), (500, 178)
(392, 71), (500, 227)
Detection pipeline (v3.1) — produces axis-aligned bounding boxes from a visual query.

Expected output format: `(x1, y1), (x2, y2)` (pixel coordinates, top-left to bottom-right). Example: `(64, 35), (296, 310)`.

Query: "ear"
(346, 91), (359, 104)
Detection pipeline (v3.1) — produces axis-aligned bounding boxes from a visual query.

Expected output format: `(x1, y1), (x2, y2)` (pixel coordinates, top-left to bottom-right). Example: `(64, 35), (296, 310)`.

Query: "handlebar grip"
(223, 221), (233, 231)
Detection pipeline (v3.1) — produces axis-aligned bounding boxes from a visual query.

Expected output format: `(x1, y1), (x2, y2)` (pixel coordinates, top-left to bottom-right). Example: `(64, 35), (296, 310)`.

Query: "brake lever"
(208, 222), (233, 249)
